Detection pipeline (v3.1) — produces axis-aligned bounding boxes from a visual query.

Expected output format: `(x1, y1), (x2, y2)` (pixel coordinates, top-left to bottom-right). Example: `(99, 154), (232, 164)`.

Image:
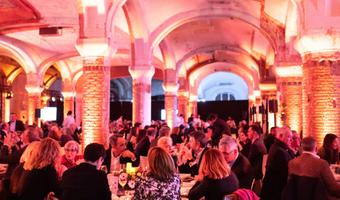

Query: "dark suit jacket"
(231, 153), (254, 189)
(261, 139), (295, 200)
(8, 120), (25, 132)
(288, 153), (340, 198)
(135, 136), (151, 157)
(188, 173), (239, 200)
(247, 138), (267, 180)
(19, 165), (61, 200)
(211, 118), (229, 146)
(103, 147), (138, 172)
(61, 162), (111, 200)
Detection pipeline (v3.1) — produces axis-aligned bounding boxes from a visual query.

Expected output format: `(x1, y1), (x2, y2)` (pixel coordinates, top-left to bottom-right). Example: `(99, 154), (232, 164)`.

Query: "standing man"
(247, 124), (267, 195)
(8, 113), (25, 132)
(61, 143), (111, 200)
(261, 127), (295, 200)
(63, 111), (75, 129)
(207, 113), (229, 146)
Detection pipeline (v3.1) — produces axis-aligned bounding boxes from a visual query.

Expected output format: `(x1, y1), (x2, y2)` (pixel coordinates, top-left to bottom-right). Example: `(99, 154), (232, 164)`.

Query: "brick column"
(82, 57), (110, 148)
(25, 85), (42, 125)
(277, 77), (302, 134)
(302, 56), (340, 146)
(189, 94), (198, 117)
(178, 91), (189, 121)
(75, 93), (83, 127)
(129, 67), (154, 126)
(163, 83), (178, 128)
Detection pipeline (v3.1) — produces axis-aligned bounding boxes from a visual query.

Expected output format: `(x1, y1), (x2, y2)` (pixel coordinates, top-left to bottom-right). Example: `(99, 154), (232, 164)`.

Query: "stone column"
(25, 83), (42, 125)
(81, 57), (110, 147)
(277, 76), (302, 134)
(75, 93), (83, 127)
(129, 67), (154, 126)
(302, 54), (340, 145)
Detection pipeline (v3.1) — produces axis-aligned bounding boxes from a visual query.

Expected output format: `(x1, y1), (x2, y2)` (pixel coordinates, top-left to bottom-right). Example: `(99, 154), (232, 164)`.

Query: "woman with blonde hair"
(9, 141), (40, 199)
(61, 140), (83, 169)
(19, 138), (62, 200)
(133, 147), (181, 200)
(188, 148), (239, 200)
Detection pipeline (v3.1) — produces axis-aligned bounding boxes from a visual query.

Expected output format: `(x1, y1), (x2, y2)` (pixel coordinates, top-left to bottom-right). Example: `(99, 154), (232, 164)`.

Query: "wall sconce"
(5, 91), (13, 99)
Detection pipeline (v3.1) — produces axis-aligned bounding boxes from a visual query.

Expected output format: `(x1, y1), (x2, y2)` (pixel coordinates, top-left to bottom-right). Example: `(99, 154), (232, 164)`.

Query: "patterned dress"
(133, 173), (181, 200)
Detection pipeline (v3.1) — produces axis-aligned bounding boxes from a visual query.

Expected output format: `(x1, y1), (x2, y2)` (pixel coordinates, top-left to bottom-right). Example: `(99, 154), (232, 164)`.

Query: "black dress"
(188, 173), (239, 200)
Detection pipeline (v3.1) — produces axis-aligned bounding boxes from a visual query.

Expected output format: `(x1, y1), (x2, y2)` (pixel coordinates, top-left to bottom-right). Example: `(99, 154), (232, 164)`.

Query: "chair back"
(281, 174), (327, 200)
(233, 189), (259, 200)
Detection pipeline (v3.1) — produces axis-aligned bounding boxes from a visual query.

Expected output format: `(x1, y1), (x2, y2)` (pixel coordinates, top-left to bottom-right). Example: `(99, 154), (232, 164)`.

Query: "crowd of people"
(0, 111), (339, 200)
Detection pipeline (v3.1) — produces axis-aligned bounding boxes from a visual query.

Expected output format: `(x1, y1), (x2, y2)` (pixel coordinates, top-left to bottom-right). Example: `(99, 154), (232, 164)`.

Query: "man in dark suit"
(207, 113), (229, 146)
(61, 143), (111, 200)
(103, 134), (137, 172)
(261, 127), (295, 200)
(219, 136), (254, 189)
(285, 137), (340, 199)
(247, 124), (267, 194)
(8, 113), (25, 132)
(135, 127), (156, 166)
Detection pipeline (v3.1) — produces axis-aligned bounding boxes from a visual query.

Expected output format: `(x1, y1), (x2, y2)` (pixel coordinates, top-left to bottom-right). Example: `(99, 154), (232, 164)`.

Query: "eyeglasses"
(65, 148), (78, 152)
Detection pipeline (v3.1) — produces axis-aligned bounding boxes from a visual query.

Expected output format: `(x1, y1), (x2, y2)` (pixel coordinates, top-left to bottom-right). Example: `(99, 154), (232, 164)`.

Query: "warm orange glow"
(259, 83), (277, 91)
(254, 90), (261, 97)
(25, 86), (43, 95)
(62, 91), (75, 98)
(295, 34), (340, 55)
(4, 97), (10, 123)
(275, 66), (303, 77)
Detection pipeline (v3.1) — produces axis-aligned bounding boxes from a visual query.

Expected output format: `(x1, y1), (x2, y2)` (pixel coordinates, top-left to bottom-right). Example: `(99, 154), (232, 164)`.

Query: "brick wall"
(302, 59), (340, 146)
(278, 77), (303, 134)
(82, 61), (110, 148)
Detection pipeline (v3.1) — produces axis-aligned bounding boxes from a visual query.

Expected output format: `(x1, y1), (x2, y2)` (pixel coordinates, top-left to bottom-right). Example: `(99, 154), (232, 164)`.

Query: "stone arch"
(38, 52), (77, 83)
(189, 62), (259, 97)
(0, 38), (37, 74)
(149, 9), (275, 55)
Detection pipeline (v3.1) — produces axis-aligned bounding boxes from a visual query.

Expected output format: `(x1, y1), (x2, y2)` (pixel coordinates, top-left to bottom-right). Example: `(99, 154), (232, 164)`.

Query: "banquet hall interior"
(0, 0), (340, 199)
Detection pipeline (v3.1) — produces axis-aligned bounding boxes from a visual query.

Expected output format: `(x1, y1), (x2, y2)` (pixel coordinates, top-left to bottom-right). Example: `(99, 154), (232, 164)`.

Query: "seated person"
(133, 147), (180, 200)
(178, 131), (208, 176)
(103, 134), (137, 172)
(219, 136), (254, 189)
(285, 137), (340, 199)
(61, 140), (83, 169)
(188, 148), (239, 200)
(61, 143), (111, 200)
(157, 136), (178, 168)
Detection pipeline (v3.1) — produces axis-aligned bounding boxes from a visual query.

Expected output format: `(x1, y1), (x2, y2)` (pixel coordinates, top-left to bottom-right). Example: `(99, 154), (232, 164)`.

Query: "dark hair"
(146, 127), (156, 137)
(109, 134), (124, 147)
(84, 143), (106, 162)
(321, 133), (339, 164)
(191, 131), (207, 148)
(301, 137), (316, 152)
(323, 133), (338, 150)
(249, 124), (262, 135)
(67, 111), (72, 115)
(207, 113), (217, 121)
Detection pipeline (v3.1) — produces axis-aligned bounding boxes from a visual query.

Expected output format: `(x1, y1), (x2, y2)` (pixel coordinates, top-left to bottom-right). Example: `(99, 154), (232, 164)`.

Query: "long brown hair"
(199, 148), (230, 179)
(24, 137), (61, 170)
(147, 147), (176, 181)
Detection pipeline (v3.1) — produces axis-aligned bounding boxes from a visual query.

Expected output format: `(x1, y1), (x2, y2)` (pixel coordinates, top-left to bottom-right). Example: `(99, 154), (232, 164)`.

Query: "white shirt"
(110, 151), (121, 172)
(9, 121), (16, 132)
(63, 115), (75, 128)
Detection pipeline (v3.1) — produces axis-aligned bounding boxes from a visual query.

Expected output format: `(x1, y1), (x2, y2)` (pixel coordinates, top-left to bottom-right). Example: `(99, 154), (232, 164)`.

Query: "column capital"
(75, 38), (109, 57)
(275, 65), (303, 78)
(295, 32), (340, 59)
(62, 91), (75, 98)
(25, 85), (43, 95)
(129, 66), (155, 83)
(162, 82), (179, 94)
